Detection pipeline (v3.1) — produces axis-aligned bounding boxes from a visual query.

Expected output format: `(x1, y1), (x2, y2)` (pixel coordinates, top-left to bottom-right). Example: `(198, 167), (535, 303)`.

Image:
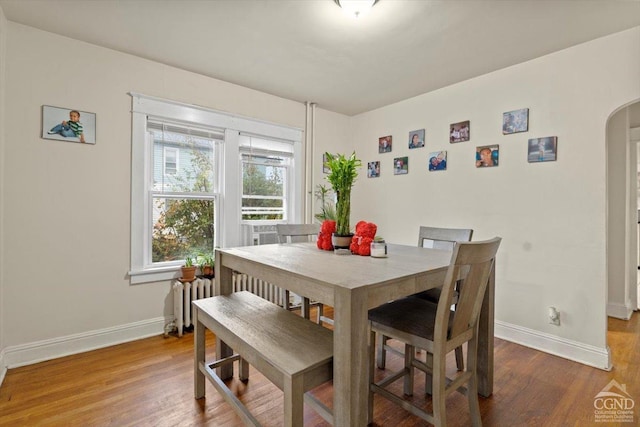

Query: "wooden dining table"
(211, 242), (495, 426)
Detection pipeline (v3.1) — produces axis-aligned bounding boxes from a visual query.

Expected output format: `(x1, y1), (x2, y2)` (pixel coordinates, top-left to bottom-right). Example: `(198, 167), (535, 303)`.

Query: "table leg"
(215, 250), (235, 380)
(194, 308), (205, 399)
(333, 288), (369, 426)
(477, 262), (495, 397)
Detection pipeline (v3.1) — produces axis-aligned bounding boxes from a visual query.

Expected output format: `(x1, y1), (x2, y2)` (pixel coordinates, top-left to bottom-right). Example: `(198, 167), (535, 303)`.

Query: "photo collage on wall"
(356, 106), (557, 179)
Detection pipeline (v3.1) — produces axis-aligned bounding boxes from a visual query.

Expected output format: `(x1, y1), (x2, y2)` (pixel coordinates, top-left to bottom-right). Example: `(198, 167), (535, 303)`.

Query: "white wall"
(631, 103), (640, 128)
(311, 107), (353, 215)
(0, 5), (7, 382)
(0, 22), (348, 368)
(346, 27), (640, 368)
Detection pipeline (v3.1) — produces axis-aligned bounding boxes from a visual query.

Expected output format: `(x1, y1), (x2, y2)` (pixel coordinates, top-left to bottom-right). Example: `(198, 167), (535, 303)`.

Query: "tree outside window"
(241, 153), (288, 221)
(151, 127), (216, 263)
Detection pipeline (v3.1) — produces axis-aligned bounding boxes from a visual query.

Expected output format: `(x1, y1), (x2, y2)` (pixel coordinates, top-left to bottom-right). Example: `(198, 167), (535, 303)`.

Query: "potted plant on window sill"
(198, 253), (215, 279)
(324, 152), (362, 252)
(180, 256), (196, 282)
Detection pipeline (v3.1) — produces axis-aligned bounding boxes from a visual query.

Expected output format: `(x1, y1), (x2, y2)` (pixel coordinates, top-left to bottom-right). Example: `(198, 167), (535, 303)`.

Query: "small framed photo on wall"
(394, 156), (408, 175)
(449, 121), (470, 143)
(476, 145), (499, 167)
(323, 152), (331, 173)
(42, 105), (96, 144)
(528, 136), (557, 163)
(408, 129), (425, 149)
(502, 108), (529, 135)
(428, 151), (447, 171)
(379, 135), (392, 153)
(368, 161), (380, 178)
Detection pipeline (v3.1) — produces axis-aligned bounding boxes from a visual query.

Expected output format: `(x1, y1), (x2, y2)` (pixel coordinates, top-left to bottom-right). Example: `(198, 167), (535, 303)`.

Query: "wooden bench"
(193, 291), (334, 426)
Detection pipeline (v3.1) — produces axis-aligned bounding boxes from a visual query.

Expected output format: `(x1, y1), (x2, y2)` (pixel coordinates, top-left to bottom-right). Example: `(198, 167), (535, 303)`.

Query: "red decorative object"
(350, 221), (377, 256)
(317, 220), (336, 251)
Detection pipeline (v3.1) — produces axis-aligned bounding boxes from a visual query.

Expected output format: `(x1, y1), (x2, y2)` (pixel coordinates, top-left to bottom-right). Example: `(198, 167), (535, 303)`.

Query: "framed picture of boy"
(476, 145), (499, 167)
(42, 105), (96, 144)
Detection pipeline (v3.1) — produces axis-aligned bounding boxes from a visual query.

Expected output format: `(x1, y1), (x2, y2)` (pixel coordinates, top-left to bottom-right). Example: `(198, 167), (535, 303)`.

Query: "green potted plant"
(198, 253), (215, 278)
(324, 152), (362, 250)
(180, 256), (196, 282)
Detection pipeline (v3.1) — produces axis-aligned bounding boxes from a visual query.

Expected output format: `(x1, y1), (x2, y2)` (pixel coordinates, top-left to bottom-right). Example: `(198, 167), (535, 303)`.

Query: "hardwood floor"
(1, 310), (639, 426)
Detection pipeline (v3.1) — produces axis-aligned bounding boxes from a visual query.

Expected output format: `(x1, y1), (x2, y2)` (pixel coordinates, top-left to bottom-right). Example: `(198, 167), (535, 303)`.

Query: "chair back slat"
(434, 238), (501, 342)
(417, 226), (473, 249)
(276, 223), (320, 244)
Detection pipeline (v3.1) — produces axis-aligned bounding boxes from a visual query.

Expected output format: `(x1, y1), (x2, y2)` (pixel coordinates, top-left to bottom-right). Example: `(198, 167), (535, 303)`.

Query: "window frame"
(129, 93), (303, 284)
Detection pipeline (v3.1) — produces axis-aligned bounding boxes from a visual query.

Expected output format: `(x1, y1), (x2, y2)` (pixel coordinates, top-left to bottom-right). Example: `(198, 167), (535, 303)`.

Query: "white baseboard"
(606, 301), (633, 320)
(0, 348), (6, 388)
(495, 320), (612, 371)
(3, 317), (168, 370)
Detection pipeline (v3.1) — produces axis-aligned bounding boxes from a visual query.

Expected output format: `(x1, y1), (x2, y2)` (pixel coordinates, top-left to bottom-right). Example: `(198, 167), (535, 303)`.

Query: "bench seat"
(193, 291), (334, 426)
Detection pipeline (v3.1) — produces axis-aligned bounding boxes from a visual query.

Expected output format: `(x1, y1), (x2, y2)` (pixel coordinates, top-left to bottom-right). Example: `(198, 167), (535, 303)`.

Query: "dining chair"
(368, 237), (501, 427)
(275, 223), (328, 324)
(376, 226), (473, 371)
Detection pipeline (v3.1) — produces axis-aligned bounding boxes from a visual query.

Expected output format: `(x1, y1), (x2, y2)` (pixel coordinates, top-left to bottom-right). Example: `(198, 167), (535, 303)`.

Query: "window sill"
(129, 266), (180, 285)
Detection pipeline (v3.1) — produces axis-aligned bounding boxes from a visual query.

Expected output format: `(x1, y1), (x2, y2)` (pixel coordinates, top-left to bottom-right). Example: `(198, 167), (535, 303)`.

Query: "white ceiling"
(1, 0), (639, 116)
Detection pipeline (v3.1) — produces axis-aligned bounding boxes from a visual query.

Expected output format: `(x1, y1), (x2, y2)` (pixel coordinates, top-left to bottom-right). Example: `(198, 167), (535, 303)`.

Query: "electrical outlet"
(548, 306), (560, 326)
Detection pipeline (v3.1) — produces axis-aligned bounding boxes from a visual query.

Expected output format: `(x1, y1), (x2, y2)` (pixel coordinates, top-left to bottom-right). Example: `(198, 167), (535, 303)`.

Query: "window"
(130, 93), (303, 284)
(163, 147), (178, 176)
(240, 135), (294, 221)
(149, 121), (220, 263)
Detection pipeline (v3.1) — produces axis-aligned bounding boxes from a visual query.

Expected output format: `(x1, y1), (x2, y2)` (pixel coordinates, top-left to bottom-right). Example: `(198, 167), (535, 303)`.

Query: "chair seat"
(369, 297), (453, 342)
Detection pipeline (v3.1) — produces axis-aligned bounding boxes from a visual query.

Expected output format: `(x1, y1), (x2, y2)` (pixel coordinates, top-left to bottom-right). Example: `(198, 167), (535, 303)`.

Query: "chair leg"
(368, 329), (377, 424)
(432, 351), (447, 427)
(283, 290), (291, 310)
(455, 346), (464, 371)
(425, 352), (433, 395)
(317, 303), (324, 324)
(403, 344), (415, 396)
(376, 334), (388, 369)
(466, 335), (482, 427)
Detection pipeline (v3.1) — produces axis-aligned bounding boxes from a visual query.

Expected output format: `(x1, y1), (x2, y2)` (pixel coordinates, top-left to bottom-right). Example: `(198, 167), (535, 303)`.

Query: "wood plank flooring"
(1, 309), (639, 426)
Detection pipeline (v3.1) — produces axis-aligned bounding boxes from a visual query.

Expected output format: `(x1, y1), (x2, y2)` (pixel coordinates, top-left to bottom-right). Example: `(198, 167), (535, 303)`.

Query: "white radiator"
(172, 274), (285, 337)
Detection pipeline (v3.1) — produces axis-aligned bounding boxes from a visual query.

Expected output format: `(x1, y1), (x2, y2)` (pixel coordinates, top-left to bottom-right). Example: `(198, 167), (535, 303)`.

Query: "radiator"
(172, 274), (285, 337)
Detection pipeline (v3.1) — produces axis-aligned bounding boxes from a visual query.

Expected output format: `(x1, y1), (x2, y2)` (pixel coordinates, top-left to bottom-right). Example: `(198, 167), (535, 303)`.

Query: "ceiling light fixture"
(334, 0), (379, 18)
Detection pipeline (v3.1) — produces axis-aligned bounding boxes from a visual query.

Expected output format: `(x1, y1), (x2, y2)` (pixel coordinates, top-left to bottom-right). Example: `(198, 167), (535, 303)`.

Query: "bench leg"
(194, 310), (205, 399)
(301, 297), (311, 320)
(216, 336), (234, 380)
(284, 375), (304, 427)
(239, 357), (250, 381)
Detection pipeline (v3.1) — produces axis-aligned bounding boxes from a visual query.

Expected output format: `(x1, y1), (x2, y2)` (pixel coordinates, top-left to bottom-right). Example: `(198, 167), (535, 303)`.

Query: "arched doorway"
(606, 100), (640, 321)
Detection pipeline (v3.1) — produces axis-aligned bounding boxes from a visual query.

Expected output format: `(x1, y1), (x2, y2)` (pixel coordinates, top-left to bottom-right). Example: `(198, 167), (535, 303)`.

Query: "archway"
(606, 100), (640, 322)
